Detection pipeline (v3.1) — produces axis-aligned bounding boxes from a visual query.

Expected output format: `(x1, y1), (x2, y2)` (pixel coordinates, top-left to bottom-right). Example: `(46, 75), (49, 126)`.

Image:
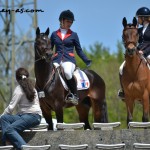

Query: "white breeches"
(53, 62), (75, 80)
(147, 55), (150, 59)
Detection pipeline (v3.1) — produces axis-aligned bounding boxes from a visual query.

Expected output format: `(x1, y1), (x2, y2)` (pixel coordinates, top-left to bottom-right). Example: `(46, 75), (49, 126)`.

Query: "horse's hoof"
(118, 90), (125, 100)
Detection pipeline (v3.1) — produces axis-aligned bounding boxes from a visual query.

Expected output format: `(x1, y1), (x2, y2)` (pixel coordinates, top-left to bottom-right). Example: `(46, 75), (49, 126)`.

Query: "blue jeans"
(0, 113), (41, 150)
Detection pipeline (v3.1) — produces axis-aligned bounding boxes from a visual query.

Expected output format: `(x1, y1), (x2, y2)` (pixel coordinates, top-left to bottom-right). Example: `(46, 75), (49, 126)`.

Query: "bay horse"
(34, 27), (108, 130)
(121, 17), (150, 125)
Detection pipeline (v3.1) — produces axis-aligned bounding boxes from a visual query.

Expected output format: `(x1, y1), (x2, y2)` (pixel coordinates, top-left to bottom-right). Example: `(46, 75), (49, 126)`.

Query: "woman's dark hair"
(16, 67), (35, 102)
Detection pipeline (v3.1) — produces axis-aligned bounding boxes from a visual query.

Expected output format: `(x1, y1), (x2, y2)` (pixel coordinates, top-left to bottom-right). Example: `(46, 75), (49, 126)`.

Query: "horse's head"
(122, 17), (139, 56)
(35, 27), (53, 62)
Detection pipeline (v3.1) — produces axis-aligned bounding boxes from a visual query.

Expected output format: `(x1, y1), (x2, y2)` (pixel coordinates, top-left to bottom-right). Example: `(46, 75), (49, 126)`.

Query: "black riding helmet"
(59, 10), (75, 21)
(136, 7), (150, 16)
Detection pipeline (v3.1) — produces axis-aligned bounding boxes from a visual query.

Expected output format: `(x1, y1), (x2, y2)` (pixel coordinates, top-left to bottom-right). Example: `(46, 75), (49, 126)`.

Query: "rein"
(36, 68), (55, 92)
(35, 57), (45, 63)
(34, 43), (52, 63)
(34, 45), (47, 62)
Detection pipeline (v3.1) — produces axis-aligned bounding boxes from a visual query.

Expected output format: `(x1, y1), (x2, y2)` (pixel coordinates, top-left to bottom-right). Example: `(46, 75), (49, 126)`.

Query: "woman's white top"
(60, 28), (67, 40)
(2, 85), (42, 116)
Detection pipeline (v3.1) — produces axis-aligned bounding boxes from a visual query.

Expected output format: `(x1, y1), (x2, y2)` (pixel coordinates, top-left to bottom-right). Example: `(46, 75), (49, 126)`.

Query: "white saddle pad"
(58, 68), (90, 91)
(141, 56), (150, 69)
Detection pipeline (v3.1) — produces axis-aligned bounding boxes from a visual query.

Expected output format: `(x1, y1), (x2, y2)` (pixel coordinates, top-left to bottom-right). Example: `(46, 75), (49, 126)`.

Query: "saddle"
(57, 67), (90, 91)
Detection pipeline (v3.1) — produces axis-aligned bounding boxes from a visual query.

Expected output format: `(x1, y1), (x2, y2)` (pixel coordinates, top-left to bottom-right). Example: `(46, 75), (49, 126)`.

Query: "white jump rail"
(59, 144), (88, 149)
(0, 145), (14, 150)
(95, 143), (126, 149)
(93, 122), (121, 130)
(24, 123), (49, 132)
(1, 123), (48, 132)
(21, 145), (51, 150)
(56, 123), (85, 131)
(128, 122), (150, 129)
(133, 143), (150, 149)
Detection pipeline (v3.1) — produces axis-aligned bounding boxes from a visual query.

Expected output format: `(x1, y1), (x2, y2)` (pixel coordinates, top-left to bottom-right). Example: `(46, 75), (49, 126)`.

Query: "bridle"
(34, 34), (55, 94)
(122, 26), (139, 56)
(34, 35), (53, 62)
(34, 46), (47, 62)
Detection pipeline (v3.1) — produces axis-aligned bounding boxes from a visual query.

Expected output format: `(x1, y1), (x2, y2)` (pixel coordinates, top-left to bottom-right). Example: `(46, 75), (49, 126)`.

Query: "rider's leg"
(66, 77), (79, 101)
(146, 55), (150, 59)
(53, 62), (60, 68)
(61, 62), (79, 105)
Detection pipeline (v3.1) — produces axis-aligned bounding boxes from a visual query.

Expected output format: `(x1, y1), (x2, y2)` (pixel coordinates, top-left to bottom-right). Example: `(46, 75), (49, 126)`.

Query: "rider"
(136, 7), (150, 58)
(50, 10), (92, 105)
(118, 7), (150, 99)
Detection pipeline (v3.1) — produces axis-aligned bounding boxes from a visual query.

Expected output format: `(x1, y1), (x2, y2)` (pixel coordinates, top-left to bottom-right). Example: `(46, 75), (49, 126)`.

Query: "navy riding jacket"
(138, 23), (150, 57)
(50, 29), (90, 65)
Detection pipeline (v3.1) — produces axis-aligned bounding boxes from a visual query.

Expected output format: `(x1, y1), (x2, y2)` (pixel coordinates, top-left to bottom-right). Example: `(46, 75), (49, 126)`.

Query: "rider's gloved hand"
(86, 60), (92, 67)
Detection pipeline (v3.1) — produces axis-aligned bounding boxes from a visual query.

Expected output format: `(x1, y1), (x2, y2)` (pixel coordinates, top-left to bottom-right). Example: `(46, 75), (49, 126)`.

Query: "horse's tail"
(101, 98), (109, 123)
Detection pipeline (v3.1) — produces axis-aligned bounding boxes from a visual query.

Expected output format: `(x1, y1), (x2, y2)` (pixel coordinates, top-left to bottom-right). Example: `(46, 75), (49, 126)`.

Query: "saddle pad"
(58, 69), (90, 91)
(141, 56), (150, 69)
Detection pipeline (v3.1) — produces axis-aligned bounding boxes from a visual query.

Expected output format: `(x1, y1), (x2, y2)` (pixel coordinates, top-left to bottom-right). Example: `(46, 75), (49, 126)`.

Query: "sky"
(1, 0), (150, 53)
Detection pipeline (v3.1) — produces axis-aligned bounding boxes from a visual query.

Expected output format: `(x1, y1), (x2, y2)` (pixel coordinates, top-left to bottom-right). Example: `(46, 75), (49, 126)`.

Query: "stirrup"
(118, 89), (125, 100)
(65, 93), (79, 105)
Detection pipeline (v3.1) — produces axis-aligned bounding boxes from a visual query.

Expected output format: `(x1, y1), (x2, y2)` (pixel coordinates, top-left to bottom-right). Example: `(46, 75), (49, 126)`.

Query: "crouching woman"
(0, 67), (42, 150)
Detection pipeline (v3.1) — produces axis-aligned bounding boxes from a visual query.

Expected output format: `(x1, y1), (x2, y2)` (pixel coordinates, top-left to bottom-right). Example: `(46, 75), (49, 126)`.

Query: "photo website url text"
(0, 8), (44, 14)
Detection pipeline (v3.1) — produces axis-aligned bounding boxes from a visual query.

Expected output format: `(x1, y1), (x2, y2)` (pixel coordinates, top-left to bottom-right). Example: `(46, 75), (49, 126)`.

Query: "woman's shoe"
(65, 93), (79, 105)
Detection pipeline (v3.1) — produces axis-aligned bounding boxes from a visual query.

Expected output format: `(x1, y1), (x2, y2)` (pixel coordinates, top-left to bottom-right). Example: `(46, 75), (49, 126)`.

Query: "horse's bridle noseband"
(34, 43), (53, 63)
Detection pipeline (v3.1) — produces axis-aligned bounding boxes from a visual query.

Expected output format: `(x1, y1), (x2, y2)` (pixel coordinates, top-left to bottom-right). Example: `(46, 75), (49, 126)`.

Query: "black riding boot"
(118, 74), (125, 100)
(66, 77), (79, 105)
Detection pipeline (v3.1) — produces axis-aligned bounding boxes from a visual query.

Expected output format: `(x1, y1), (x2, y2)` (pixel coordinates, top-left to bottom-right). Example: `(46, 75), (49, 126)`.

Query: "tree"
(116, 40), (124, 63)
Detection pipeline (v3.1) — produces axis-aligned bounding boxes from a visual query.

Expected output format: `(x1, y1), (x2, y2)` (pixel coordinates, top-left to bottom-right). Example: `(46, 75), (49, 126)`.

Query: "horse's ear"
(122, 17), (127, 28)
(132, 17), (137, 27)
(45, 27), (50, 36)
(36, 27), (40, 35)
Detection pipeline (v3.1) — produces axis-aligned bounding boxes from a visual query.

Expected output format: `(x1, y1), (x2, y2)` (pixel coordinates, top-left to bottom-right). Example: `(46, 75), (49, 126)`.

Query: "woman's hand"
(138, 50), (143, 54)
(86, 60), (92, 67)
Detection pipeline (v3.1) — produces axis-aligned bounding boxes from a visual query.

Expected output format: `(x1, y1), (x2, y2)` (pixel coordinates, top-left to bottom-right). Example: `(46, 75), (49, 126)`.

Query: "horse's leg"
(142, 90), (149, 122)
(39, 99), (53, 130)
(125, 97), (134, 126)
(76, 97), (91, 130)
(55, 106), (63, 123)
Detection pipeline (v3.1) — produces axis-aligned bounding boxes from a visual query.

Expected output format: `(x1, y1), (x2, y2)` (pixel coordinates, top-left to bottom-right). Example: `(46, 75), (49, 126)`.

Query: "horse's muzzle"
(127, 48), (136, 56)
(45, 52), (53, 63)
